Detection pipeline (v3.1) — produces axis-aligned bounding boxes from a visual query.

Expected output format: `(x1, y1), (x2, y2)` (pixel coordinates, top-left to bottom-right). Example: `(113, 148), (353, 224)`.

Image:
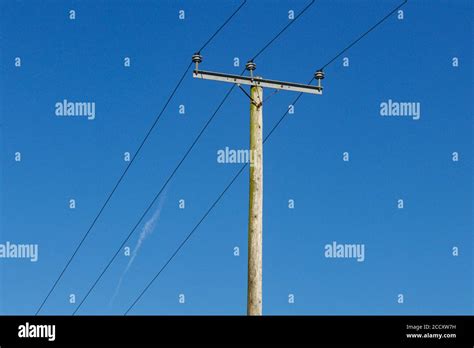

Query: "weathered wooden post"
(247, 83), (263, 315)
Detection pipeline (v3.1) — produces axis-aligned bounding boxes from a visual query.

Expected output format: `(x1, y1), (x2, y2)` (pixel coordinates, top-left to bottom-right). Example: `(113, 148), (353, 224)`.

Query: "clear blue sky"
(0, 0), (472, 315)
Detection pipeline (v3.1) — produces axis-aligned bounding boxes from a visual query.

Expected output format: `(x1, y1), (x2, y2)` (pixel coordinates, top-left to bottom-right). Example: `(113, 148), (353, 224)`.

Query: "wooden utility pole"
(247, 85), (263, 315)
(191, 53), (323, 316)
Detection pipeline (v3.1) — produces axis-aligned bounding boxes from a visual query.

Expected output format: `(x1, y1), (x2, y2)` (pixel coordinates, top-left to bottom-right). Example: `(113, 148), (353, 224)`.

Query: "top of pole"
(192, 54), (323, 95)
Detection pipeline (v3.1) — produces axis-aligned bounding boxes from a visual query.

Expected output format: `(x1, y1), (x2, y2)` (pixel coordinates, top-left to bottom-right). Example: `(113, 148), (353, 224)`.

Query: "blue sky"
(0, 0), (472, 315)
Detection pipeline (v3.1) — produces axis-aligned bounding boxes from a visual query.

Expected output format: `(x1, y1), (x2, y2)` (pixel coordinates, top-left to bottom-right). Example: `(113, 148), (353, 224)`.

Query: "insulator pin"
(245, 60), (257, 71)
(315, 70), (325, 80)
(192, 52), (203, 64)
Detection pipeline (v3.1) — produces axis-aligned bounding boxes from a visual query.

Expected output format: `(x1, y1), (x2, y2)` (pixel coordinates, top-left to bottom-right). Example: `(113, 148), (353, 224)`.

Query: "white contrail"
(110, 192), (167, 304)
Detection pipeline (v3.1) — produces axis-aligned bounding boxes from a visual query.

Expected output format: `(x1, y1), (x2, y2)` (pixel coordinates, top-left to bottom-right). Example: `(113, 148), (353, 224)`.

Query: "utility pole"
(191, 53), (324, 315)
(247, 80), (263, 315)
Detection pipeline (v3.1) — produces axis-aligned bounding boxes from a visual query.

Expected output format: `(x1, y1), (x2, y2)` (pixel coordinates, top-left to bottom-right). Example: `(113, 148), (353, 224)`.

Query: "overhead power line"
(35, 0), (248, 316)
(72, 82), (239, 315)
(198, 0), (248, 53)
(320, 0), (408, 70)
(251, 0), (315, 61)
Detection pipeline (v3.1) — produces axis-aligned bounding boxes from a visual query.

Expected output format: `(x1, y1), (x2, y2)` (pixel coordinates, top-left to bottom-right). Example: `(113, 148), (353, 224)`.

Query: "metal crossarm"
(193, 69), (323, 95)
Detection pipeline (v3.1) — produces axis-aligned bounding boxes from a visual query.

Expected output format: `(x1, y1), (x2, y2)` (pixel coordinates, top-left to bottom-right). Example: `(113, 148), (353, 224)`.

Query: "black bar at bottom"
(0, 315), (472, 346)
